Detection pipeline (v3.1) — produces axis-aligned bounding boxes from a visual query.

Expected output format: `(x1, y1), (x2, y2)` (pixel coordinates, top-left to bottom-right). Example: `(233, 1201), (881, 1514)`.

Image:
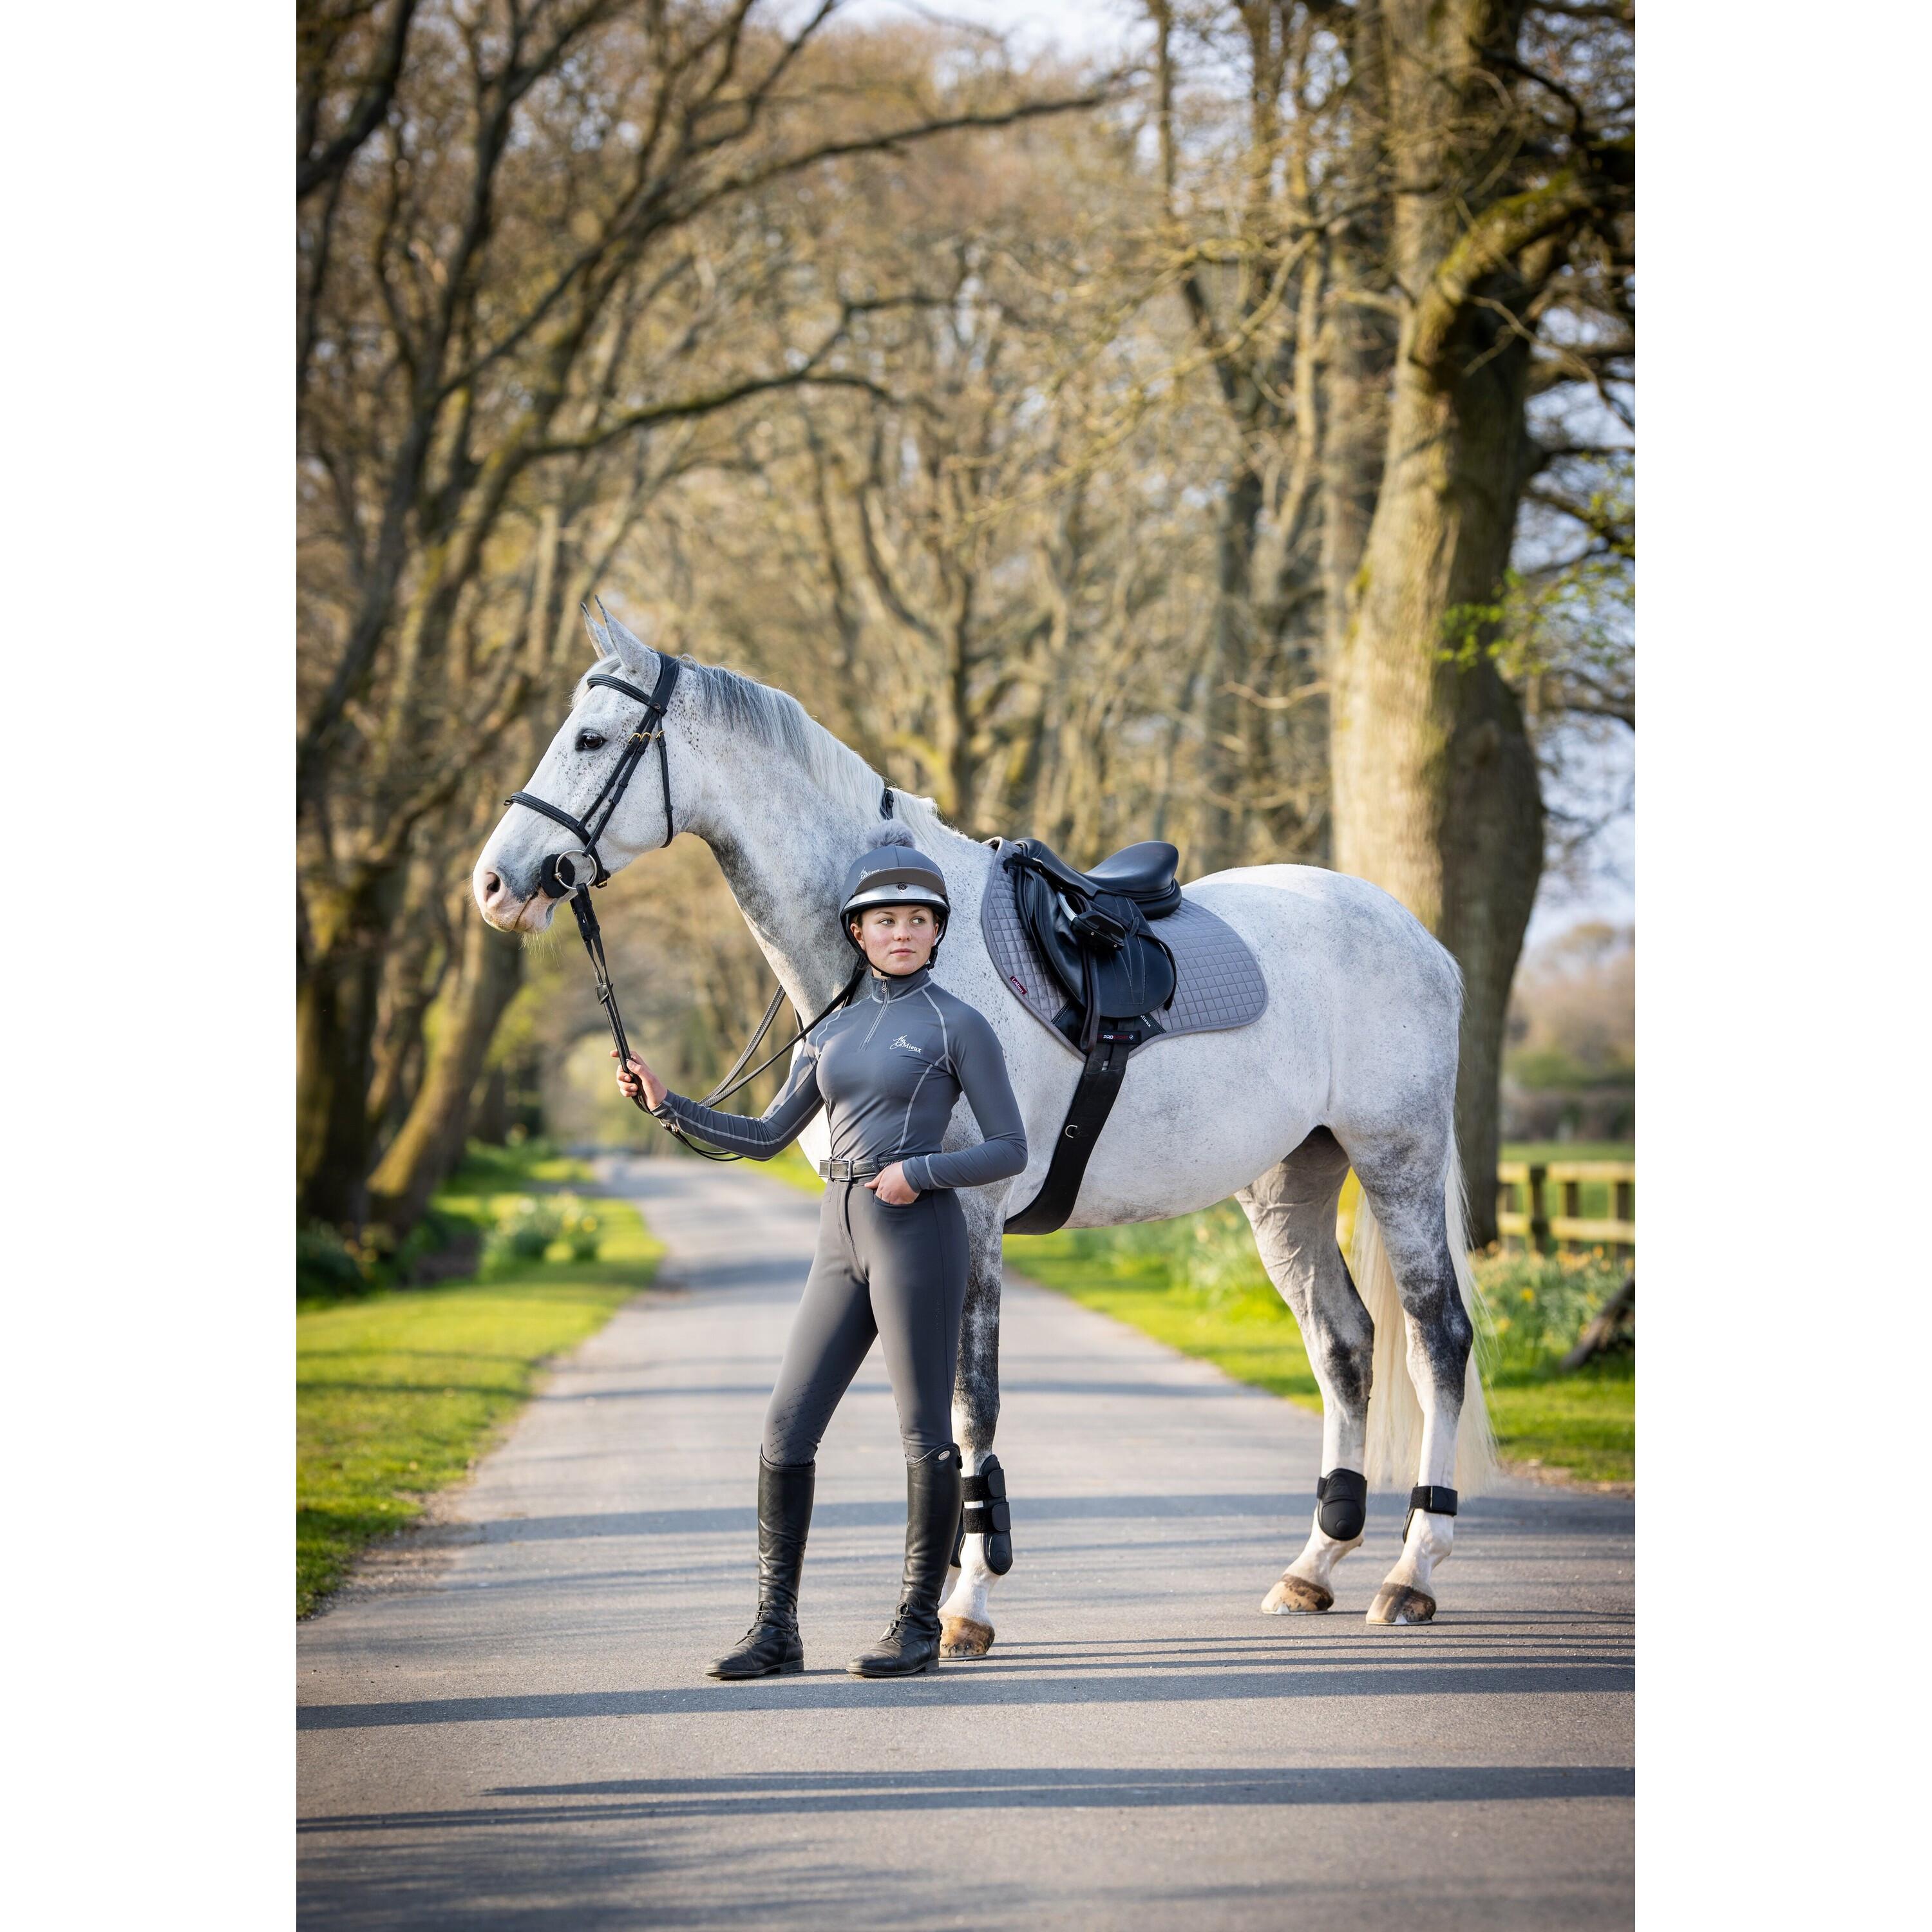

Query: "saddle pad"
(980, 841), (1269, 1058)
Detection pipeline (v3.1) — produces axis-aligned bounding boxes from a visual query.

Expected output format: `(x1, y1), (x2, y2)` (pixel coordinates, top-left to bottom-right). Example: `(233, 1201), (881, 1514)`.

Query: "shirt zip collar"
(866, 960), (934, 1003)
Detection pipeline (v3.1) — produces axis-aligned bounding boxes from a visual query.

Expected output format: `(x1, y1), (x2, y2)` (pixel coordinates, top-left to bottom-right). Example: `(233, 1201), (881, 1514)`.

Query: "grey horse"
(474, 606), (1495, 1653)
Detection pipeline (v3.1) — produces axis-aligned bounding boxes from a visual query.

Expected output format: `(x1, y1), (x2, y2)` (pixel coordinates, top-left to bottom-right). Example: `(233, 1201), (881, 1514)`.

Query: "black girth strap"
(1002, 1023), (1144, 1235)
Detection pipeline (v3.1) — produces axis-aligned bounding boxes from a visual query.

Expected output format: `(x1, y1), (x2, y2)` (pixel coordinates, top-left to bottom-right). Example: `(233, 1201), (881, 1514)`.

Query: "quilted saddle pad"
(979, 839), (1269, 1059)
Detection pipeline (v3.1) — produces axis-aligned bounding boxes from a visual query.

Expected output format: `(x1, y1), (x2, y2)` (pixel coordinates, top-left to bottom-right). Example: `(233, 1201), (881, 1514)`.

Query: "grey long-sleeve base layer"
(644, 958), (1023, 1467)
(646, 960), (1027, 1193)
(763, 1180), (969, 1464)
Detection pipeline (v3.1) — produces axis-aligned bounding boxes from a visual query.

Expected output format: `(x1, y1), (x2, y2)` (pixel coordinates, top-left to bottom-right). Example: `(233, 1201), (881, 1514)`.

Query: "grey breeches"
(762, 1180), (970, 1466)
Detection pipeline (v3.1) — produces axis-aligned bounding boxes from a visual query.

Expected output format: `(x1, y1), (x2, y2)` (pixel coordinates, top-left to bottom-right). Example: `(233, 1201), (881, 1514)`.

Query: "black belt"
(820, 1157), (887, 1182)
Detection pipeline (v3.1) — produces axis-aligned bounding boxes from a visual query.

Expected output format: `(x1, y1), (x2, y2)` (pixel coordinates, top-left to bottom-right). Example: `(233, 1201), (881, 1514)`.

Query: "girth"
(999, 842), (1177, 1236)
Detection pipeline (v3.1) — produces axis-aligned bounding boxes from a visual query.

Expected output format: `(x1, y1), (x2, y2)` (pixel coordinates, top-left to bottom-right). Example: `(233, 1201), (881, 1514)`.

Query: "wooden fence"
(1496, 1160), (1635, 1255)
(1332, 1163), (1635, 1256)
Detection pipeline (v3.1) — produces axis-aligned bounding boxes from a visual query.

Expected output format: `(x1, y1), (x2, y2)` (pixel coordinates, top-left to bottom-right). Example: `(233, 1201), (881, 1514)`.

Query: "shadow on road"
(300, 1761), (1635, 1835)
(300, 1649), (1633, 1730)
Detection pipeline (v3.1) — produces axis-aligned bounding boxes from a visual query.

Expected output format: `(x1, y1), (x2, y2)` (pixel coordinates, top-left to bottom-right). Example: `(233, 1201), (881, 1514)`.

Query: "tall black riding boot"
(707, 1452), (813, 1680)
(847, 1443), (962, 1679)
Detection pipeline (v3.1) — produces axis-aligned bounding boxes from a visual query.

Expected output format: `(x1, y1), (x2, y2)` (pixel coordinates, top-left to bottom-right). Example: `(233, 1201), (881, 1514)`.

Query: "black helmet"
(838, 841), (951, 958)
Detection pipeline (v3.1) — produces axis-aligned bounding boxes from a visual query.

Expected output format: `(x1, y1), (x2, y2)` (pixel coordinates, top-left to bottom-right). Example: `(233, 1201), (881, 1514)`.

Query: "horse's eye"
(576, 730), (605, 752)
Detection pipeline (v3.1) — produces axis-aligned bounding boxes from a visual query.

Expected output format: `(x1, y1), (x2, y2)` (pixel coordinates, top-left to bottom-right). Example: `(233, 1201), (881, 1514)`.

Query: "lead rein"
(569, 884), (861, 1161)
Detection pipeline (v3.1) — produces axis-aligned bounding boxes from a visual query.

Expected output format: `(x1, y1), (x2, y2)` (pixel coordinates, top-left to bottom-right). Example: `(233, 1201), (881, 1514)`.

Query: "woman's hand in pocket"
(867, 1161), (921, 1206)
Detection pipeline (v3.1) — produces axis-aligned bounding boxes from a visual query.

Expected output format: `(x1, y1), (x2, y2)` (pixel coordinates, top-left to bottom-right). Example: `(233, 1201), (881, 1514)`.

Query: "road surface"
(298, 1157), (1634, 1929)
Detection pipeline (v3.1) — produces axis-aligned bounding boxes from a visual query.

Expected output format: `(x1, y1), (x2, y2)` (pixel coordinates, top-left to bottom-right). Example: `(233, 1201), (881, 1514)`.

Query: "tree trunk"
(1331, 346), (1544, 1242)
(471, 1064), (511, 1145)
(365, 913), (526, 1233)
(1317, 0), (1392, 670)
(1331, 0), (1547, 1245)
(1198, 463), (1264, 873)
(365, 860), (453, 1144)
(296, 860), (406, 1226)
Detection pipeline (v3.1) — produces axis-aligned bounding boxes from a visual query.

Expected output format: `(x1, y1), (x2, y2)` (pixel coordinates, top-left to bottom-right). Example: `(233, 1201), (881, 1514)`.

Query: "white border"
(3, 3), (288, 1920)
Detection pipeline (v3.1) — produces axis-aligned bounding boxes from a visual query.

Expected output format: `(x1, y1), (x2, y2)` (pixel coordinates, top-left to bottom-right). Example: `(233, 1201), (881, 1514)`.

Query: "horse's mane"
(578, 651), (954, 846)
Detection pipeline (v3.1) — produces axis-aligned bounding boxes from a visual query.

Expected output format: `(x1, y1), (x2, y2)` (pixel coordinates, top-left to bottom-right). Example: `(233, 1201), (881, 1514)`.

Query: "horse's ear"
(581, 600), (612, 661)
(594, 598), (656, 676)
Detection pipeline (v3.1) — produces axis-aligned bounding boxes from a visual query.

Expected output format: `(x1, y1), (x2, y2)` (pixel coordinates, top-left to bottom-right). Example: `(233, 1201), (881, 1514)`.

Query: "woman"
(615, 831), (1027, 1680)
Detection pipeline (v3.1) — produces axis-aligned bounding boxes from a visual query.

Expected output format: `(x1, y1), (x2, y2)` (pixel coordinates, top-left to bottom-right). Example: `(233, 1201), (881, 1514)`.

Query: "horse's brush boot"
(848, 1443), (961, 1679)
(708, 1453), (814, 1681)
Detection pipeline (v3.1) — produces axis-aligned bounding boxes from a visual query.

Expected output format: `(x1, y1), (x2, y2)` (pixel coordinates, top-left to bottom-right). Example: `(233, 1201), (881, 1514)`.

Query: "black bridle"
(507, 655), (683, 896)
(502, 650), (873, 1159)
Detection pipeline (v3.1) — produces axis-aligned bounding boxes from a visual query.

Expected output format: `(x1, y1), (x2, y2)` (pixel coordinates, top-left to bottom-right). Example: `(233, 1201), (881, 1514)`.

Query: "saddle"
(1006, 838), (1184, 919)
(998, 839), (1182, 1237)
(1001, 838), (1181, 1057)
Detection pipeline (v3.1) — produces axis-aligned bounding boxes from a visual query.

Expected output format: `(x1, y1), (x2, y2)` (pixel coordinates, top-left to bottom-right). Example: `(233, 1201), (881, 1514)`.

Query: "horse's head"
(473, 602), (681, 932)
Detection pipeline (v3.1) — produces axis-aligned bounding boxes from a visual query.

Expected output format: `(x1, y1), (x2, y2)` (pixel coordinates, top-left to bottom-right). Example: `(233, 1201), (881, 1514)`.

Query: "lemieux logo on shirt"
(889, 1035), (916, 1051)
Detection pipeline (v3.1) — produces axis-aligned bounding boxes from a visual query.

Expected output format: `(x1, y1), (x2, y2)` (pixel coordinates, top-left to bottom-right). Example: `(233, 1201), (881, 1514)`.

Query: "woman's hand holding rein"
(612, 1049), (668, 1110)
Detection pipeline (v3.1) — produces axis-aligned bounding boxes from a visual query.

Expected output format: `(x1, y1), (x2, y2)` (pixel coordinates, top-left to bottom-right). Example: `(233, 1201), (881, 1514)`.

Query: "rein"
(502, 649), (884, 1160)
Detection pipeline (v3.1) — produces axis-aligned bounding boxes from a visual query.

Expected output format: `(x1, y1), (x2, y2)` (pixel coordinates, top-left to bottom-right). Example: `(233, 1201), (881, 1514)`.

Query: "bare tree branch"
(299, 0), (422, 200)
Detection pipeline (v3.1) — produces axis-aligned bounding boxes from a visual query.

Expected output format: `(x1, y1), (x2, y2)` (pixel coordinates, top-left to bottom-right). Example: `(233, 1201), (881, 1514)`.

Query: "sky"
(809, 0), (1143, 62)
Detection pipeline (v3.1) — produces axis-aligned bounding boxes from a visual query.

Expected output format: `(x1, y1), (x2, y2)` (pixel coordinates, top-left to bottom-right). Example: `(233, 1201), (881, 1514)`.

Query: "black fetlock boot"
(847, 1443), (962, 1679)
(707, 1453), (813, 1680)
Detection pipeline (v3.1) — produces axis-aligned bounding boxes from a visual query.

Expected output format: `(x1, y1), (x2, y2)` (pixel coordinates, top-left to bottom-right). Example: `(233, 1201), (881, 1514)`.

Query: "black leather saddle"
(1006, 838), (1184, 919)
(999, 839), (1184, 1237)
(1000, 839), (1180, 1056)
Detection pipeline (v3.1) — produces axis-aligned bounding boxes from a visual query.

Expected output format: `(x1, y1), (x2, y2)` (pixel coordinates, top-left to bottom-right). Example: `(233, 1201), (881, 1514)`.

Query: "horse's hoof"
(1367, 1584), (1437, 1625)
(939, 1615), (994, 1658)
(1262, 1574), (1333, 1614)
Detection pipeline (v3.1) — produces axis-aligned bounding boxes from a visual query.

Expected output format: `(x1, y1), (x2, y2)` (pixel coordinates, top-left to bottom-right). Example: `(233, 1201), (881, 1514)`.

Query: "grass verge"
(1010, 1218), (1631, 1486)
(296, 1144), (664, 1616)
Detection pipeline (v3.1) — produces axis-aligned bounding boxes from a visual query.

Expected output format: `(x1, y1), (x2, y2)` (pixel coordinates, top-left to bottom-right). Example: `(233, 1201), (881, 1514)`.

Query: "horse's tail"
(1352, 1139), (1499, 1499)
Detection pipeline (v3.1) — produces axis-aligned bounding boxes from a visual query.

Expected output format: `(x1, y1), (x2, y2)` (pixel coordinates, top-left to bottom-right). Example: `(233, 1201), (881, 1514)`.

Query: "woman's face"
(850, 904), (939, 974)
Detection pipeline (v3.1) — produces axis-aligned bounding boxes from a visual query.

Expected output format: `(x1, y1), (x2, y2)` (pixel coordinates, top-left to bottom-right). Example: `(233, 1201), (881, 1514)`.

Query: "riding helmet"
(837, 838), (951, 959)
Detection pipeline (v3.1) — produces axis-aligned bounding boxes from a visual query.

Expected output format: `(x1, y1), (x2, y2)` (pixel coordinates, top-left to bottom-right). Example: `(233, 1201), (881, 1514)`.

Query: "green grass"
(1504, 1141), (1633, 1166)
(1009, 1202), (1633, 1487)
(296, 1144), (665, 1616)
(1478, 1357), (1633, 1484)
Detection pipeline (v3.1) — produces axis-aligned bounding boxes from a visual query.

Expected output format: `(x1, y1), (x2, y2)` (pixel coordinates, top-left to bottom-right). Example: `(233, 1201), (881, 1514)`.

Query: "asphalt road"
(298, 1157), (1634, 1930)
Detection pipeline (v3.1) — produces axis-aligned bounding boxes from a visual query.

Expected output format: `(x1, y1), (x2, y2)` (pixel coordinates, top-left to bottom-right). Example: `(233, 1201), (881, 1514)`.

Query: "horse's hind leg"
(1237, 1129), (1376, 1615)
(1349, 1139), (1475, 1626)
(938, 1200), (1007, 1658)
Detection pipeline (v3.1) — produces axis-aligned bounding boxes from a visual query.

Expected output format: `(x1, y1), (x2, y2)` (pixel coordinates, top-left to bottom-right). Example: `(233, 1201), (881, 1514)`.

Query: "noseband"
(501, 651), (875, 1159)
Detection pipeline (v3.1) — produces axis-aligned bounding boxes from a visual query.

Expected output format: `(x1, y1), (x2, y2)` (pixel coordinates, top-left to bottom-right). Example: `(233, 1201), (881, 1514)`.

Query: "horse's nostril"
(484, 871), (502, 899)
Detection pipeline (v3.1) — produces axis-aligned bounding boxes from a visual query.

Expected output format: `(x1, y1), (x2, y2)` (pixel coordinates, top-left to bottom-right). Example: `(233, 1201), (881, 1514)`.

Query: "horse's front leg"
(940, 1202), (1008, 1658)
